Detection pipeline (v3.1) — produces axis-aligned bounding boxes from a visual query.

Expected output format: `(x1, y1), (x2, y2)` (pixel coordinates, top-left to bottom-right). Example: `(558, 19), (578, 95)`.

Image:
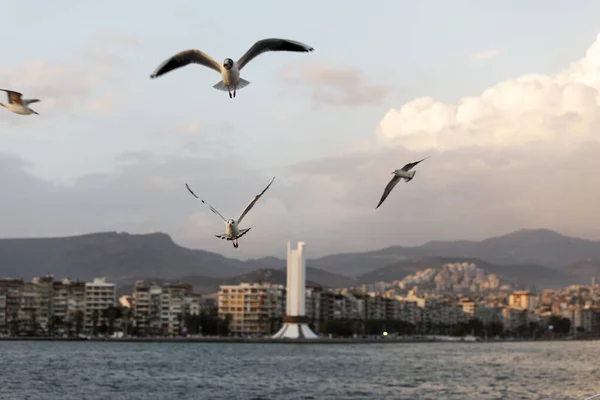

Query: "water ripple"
(0, 341), (598, 399)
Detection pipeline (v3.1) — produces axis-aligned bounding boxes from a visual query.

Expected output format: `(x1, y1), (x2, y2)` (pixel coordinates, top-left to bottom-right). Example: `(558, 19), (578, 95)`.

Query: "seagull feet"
(233, 86), (236, 98)
(227, 85), (233, 99)
(232, 240), (239, 248)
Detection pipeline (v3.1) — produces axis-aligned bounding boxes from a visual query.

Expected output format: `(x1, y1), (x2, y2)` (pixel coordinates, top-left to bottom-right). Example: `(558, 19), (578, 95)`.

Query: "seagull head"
(223, 58), (234, 70)
(227, 219), (235, 226)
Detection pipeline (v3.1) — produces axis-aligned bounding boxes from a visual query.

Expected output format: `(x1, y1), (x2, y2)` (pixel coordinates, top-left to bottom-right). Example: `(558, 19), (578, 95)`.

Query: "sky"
(2, 0), (600, 259)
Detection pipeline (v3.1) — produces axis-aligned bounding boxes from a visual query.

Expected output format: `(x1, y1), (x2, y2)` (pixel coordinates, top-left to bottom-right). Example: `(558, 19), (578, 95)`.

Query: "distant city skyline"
(2, 2), (600, 258)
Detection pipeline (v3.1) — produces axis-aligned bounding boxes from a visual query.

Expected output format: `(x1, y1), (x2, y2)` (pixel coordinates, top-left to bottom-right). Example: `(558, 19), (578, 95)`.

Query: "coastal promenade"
(0, 336), (596, 344)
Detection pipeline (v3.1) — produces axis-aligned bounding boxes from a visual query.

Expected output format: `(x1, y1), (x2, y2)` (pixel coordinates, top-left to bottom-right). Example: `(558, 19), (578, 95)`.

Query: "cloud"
(3, 33), (600, 261)
(471, 49), (501, 62)
(377, 34), (600, 152)
(179, 122), (199, 134)
(280, 62), (390, 107)
(0, 32), (140, 117)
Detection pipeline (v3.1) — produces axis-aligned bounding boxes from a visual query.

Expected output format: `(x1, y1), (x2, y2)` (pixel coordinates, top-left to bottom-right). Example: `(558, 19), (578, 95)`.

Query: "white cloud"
(471, 49), (501, 61)
(378, 34), (600, 152)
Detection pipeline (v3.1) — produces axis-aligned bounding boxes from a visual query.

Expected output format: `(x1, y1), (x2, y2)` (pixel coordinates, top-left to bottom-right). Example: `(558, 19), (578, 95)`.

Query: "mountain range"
(0, 228), (598, 294)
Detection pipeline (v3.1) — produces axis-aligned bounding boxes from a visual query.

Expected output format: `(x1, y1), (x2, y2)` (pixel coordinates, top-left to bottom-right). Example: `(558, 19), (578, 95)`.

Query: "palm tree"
(122, 308), (133, 335)
(73, 311), (84, 336)
(9, 312), (20, 336)
(29, 310), (38, 336)
(48, 315), (63, 336)
(176, 313), (184, 336)
(64, 319), (73, 337)
(91, 309), (100, 336)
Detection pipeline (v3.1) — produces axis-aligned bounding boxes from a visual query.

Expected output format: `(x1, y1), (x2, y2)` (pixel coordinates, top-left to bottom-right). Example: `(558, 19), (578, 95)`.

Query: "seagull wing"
(23, 99), (40, 105)
(237, 176), (275, 224)
(236, 38), (314, 71)
(185, 183), (226, 222)
(401, 156), (430, 172)
(150, 49), (221, 79)
(0, 89), (23, 104)
(376, 175), (402, 209)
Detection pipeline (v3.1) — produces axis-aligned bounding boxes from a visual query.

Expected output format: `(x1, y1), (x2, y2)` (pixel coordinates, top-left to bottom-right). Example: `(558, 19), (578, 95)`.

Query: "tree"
(91, 309), (100, 335)
(48, 315), (64, 336)
(9, 312), (20, 336)
(269, 316), (283, 335)
(466, 318), (485, 337)
(548, 316), (571, 336)
(485, 321), (504, 338)
(185, 314), (201, 335)
(176, 313), (184, 336)
(218, 314), (232, 336)
(29, 310), (38, 336)
(102, 306), (122, 335)
(63, 319), (73, 337)
(122, 308), (134, 335)
(321, 319), (354, 337)
(73, 311), (84, 336)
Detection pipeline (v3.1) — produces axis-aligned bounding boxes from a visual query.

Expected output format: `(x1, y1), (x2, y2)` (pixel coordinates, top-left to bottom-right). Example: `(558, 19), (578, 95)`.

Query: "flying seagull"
(150, 38), (314, 98)
(0, 89), (40, 115)
(376, 157), (429, 209)
(185, 176), (276, 248)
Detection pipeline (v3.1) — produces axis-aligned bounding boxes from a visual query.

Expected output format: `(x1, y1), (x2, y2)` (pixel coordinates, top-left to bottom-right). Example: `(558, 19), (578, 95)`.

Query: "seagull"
(150, 38), (314, 98)
(0, 89), (40, 115)
(376, 157), (429, 209)
(185, 176), (276, 248)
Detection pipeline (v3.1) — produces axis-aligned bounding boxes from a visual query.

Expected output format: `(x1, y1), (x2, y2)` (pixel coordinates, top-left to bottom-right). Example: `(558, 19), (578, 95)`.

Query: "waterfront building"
(84, 277), (116, 332)
(508, 291), (537, 312)
(219, 282), (285, 336)
(131, 281), (203, 335)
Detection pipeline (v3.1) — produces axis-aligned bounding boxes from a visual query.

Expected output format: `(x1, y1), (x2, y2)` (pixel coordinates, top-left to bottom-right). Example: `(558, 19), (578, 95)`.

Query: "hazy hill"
(563, 260), (600, 283)
(0, 232), (250, 281)
(117, 267), (357, 296)
(0, 228), (596, 290)
(356, 256), (575, 289)
(309, 229), (600, 276)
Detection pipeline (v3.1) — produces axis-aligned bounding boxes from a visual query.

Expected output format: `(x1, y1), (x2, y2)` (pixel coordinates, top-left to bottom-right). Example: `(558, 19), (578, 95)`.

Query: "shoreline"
(0, 336), (597, 344)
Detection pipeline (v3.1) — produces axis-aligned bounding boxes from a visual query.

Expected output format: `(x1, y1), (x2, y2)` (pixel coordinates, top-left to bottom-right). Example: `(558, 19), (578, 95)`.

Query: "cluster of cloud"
(0, 32), (141, 117)
(280, 62), (390, 107)
(2, 33), (600, 259)
(378, 34), (600, 152)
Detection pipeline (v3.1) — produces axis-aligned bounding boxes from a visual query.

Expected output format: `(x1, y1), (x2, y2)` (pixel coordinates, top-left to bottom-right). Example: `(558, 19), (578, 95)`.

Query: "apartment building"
(32, 275), (54, 330)
(560, 306), (600, 336)
(502, 307), (528, 332)
(131, 281), (202, 335)
(508, 291), (538, 312)
(84, 277), (116, 331)
(218, 283), (285, 336)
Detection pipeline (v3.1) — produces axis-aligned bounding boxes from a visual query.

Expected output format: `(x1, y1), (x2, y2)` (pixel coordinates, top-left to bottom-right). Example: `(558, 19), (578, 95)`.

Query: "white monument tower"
(272, 241), (318, 339)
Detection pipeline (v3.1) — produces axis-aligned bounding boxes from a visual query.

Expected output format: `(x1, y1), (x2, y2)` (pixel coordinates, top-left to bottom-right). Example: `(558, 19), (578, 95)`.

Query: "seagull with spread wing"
(150, 38), (314, 98)
(185, 177), (276, 248)
(376, 157), (429, 209)
(0, 89), (40, 115)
